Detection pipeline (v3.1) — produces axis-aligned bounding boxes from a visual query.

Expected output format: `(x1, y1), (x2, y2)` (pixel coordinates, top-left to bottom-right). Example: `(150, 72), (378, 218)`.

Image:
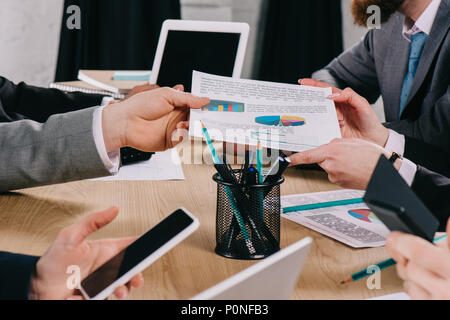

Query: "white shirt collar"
(402, 0), (441, 41)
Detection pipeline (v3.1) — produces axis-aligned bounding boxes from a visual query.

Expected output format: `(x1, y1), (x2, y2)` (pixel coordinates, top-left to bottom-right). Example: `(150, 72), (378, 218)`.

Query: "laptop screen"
(156, 30), (241, 92)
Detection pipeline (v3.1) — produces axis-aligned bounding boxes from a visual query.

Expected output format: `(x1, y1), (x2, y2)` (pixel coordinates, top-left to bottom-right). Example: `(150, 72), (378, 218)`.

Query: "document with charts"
(281, 190), (390, 248)
(189, 71), (341, 152)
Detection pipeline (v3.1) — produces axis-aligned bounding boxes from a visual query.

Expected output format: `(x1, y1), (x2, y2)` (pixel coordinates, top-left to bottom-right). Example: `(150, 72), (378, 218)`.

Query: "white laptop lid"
(150, 20), (249, 92)
(191, 237), (312, 300)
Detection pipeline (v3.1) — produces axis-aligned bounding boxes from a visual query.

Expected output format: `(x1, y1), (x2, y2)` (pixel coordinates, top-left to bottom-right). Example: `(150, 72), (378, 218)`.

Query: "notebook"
(113, 71), (151, 81)
(49, 81), (125, 99)
(78, 70), (150, 94)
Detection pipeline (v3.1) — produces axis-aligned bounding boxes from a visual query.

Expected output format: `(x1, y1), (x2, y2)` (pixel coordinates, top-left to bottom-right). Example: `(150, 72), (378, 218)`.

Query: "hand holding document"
(189, 71), (341, 152)
(281, 190), (390, 248)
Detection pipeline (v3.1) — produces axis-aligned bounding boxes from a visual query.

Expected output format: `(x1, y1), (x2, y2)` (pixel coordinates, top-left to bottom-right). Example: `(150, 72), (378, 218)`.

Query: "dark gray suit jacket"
(313, 0), (450, 175)
(0, 77), (112, 192)
(0, 107), (112, 192)
(0, 76), (103, 123)
(412, 166), (450, 231)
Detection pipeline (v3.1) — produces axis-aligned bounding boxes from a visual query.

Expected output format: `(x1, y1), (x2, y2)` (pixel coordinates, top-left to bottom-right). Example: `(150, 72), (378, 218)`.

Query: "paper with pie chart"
(255, 115), (306, 127)
(189, 71), (341, 152)
(281, 190), (390, 248)
(347, 209), (382, 224)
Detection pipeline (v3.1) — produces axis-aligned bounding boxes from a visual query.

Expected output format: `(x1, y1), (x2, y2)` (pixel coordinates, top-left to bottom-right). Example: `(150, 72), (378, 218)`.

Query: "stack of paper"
(91, 148), (185, 181)
(49, 81), (125, 100)
(78, 70), (150, 95)
(50, 70), (151, 99)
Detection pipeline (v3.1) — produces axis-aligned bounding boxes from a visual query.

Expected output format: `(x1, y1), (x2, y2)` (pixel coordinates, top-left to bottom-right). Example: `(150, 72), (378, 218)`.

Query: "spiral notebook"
(49, 81), (126, 99)
(77, 70), (149, 94)
(50, 70), (151, 99)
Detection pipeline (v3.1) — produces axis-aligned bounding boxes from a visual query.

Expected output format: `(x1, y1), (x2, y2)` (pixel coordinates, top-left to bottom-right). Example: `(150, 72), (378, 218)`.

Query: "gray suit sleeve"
(312, 30), (381, 104)
(0, 107), (112, 192)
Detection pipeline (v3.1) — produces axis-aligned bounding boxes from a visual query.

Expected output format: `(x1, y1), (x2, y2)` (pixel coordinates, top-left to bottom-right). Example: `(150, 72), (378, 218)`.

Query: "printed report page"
(189, 71), (341, 152)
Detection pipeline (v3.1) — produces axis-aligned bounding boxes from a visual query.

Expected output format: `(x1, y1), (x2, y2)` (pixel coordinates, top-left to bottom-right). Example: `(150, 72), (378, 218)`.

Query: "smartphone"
(364, 156), (439, 242)
(365, 200), (430, 239)
(120, 147), (154, 166)
(80, 208), (200, 300)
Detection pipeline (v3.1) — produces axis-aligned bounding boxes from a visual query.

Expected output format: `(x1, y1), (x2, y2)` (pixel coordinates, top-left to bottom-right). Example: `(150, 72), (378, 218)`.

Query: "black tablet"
(150, 20), (249, 92)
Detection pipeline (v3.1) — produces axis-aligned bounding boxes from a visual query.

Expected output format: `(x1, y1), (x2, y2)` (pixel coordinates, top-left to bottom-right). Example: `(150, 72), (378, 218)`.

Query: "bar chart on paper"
(201, 100), (245, 113)
(255, 115), (306, 127)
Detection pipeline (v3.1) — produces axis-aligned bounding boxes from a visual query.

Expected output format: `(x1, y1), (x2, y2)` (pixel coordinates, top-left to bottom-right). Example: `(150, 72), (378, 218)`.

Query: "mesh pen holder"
(213, 170), (284, 260)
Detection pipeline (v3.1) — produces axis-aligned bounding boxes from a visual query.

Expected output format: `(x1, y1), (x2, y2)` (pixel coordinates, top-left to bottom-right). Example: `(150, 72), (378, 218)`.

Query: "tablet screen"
(156, 30), (241, 92)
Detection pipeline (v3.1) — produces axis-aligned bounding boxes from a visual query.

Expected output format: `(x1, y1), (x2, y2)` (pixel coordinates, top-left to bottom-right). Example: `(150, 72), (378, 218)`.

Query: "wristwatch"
(388, 152), (401, 164)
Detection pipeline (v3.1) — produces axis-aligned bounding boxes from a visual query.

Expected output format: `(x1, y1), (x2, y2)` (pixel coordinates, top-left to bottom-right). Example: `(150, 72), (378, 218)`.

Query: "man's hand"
(124, 84), (184, 100)
(299, 79), (390, 147)
(386, 219), (450, 300)
(29, 207), (144, 300)
(102, 87), (210, 152)
(289, 138), (391, 190)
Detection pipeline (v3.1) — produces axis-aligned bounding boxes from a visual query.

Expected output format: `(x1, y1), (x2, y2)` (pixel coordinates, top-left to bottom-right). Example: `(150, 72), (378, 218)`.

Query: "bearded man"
(309, 0), (450, 176)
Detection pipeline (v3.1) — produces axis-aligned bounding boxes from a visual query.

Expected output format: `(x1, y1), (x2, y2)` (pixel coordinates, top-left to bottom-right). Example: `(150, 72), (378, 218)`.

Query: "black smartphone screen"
(81, 209), (194, 298)
(157, 30), (241, 92)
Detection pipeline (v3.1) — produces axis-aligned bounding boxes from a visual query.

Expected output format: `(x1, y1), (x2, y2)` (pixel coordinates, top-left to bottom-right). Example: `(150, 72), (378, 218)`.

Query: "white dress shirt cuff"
(385, 129), (406, 156)
(101, 96), (115, 106)
(398, 158), (418, 187)
(92, 106), (120, 174)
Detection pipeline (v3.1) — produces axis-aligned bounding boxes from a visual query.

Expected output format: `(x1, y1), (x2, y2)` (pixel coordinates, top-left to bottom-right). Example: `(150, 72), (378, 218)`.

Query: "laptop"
(150, 20), (249, 92)
(191, 237), (312, 300)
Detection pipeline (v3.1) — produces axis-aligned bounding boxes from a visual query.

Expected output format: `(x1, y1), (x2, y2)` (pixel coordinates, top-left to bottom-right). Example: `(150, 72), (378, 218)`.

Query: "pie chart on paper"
(347, 209), (381, 224)
(255, 115), (306, 127)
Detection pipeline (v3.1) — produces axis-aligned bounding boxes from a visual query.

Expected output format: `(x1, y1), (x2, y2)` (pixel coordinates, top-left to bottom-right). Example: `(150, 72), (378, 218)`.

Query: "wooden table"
(0, 155), (403, 299)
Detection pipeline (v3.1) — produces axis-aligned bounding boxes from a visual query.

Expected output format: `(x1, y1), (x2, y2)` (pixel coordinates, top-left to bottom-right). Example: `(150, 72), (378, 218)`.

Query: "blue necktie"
(399, 32), (428, 116)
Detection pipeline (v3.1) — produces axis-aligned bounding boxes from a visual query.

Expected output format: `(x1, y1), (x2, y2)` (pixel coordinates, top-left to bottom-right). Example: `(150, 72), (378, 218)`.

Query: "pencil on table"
(339, 234), (448, 285)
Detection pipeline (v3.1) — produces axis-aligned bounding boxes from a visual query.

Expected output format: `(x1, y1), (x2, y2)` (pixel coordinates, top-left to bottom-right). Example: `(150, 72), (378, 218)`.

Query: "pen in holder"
(213, 170), (284, 260)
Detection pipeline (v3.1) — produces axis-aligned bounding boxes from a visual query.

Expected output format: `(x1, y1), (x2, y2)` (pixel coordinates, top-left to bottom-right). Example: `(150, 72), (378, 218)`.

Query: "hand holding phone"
(30, 207), (144, 300)
(80, 208), (199, 300)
